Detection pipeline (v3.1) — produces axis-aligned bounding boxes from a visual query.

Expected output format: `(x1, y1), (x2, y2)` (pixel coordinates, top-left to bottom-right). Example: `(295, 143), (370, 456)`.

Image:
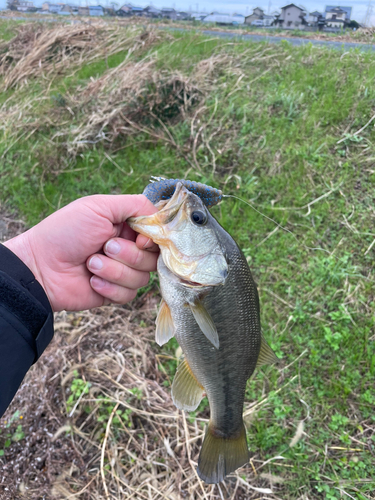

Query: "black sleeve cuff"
(0, 243), (54, 363)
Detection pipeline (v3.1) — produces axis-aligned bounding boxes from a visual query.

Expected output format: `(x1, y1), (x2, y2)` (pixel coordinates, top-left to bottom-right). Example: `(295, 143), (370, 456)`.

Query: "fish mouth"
(179, 278), (207, 288)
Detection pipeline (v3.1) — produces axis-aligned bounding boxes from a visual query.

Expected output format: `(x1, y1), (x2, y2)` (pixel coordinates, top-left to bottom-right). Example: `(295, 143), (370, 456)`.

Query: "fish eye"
(191, 210), (207, 225)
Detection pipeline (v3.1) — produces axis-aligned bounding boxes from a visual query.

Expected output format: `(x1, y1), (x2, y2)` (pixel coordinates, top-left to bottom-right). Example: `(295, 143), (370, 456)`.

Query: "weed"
(66, 370), (91, 414)
(0, 410), (25, 456)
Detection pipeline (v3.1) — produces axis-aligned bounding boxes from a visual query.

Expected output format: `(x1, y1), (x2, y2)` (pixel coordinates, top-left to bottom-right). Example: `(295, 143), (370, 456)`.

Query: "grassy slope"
(1, 20), (375, 499)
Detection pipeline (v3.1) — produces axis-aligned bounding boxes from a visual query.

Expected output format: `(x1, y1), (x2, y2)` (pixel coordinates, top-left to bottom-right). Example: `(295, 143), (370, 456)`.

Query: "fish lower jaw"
(179, 277), (207, 288)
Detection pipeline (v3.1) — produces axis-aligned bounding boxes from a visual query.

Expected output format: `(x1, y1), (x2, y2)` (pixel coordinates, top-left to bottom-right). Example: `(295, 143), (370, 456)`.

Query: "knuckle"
(140, 272), (150, 288)
(130, 247), (144, 268)
(114, 264), (128, 283)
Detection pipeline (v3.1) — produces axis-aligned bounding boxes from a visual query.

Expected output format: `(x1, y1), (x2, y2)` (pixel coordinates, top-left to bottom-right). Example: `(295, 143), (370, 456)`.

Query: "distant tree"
(347, 20), (360, 29)
(6, 0), (19, 10)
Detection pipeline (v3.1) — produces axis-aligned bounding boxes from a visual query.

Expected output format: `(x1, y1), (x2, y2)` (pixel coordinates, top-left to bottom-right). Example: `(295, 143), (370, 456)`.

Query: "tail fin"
(197, 422), (249, 484)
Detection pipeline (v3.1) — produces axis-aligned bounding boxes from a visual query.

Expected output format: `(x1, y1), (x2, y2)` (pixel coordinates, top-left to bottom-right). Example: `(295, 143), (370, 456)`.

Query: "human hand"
(4, 195), (159, 312)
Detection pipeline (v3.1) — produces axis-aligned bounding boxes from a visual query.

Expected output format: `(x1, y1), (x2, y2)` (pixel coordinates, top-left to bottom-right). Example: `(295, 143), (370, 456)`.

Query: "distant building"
(325, 6), (351, 28)
(143, 5), (161, 17)
(277, 3), (307, 29)
(161, 7), (177, 19)
(308, 10), (323, 24)
(89, 5), (104, 16)
(78, 5), (89, 15)
(190, 11), (206, 21)
(177, 11), (190, 20)
(41, 2), (64, 12)
(130, 5), (144, 15)
(15, 0), (35, 11)
(117, 3), (132, 15)
(324, 5), (352, 20)
(203, 13), (244, 25)
(58, 4), (79, 15)
(245, 7), (264, 25)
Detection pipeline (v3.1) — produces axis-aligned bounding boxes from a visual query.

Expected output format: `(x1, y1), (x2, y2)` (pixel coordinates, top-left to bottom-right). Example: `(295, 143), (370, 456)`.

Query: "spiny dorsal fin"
(155, 300), (175, 346)
(172, 358), (204, 411)
(256, 334), (278, 368)
(189, 301), (220, 349)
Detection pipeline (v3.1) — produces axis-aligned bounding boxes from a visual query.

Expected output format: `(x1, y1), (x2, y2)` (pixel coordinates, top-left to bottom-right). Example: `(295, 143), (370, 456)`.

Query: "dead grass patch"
(1, 300), (276, 500)
(0, 22), (165, 90)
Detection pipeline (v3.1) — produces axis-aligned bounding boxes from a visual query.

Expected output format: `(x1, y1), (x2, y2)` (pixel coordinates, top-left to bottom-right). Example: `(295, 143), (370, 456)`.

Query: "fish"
(127, 180), (278, 484)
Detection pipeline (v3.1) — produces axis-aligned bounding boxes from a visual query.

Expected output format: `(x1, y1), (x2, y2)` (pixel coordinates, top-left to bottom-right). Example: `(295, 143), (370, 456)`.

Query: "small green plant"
(66, 370), (91, 414)
(0, 410), (25, 456)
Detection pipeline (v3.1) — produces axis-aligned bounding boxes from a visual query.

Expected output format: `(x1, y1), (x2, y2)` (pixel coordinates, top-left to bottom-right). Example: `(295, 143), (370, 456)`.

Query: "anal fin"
(256, 334), (278, 368)
(172, 359), (204, 411)
(189, 300), (219, 349)
(155, 300), (175, 346)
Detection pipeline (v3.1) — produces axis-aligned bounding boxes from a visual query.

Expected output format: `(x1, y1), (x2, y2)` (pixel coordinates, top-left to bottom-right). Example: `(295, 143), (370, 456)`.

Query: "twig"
(337, 112), (375, 144)
(100, 402), (120, 500)
(364, 238), (375, 256)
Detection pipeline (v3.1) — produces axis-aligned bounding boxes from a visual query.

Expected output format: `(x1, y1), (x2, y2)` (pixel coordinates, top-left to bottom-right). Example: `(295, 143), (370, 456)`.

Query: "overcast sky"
(0, 1), (373, 25)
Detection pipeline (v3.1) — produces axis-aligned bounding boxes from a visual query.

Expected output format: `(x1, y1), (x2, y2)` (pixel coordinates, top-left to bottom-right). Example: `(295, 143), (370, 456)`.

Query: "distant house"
(203, 13), (244, 25)
(177, 11), (190, 20)
(78, 6), (89, 15)
(262, 14), (274, 26)
(190, 11), (206, 21)
(326, 7), (346, 21)
(143, 5), (161, 17)
(277, 3), (307, 29)
(324, 5), (352, 20)
(308, 10), (322, 24)
(245, 7), (264, 25)
(59, 4), (79, 15)
(130, 5), (143, 15)
(59, 4), (72, 14)
(16, 0), (35, 11)
(89, 5), (104, 16)
(117, 3), (132, 15)
(161, 7), (177, 20)
(41, 1), (62, 12)
(324, 6), (351, 28)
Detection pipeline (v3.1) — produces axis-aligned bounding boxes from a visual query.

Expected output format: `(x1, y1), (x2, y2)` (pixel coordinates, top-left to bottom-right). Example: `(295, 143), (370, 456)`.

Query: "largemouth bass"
(128, 181), (277, 484)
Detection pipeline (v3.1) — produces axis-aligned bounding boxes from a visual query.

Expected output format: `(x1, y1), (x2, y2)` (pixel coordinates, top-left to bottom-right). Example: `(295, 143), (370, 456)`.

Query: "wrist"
(4, 231), (45, 295)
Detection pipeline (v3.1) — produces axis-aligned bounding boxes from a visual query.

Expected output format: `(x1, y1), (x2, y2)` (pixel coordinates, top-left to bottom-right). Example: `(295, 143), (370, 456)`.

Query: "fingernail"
(106, 240), (121, 255)
(89, 256), (103, 271)
(91, 276), (106, 288)
(143, 238), (152, 249)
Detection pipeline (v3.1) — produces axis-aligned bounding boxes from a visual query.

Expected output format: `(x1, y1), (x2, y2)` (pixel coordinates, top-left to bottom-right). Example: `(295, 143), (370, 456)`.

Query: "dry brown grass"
(0, 216), (278, 499)
(64, 58), (204, 155)
(1, 301), (279, 500)
(0, 22), (164, 90)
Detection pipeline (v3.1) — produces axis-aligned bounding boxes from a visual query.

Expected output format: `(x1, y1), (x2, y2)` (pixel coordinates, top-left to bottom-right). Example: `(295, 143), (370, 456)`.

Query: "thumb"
(87, 194), (158, 224)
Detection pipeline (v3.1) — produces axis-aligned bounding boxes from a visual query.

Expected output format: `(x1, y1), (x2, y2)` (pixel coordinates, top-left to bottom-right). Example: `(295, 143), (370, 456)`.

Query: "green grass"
(0, 19), (20, 41)
(1, 21), (375, 498)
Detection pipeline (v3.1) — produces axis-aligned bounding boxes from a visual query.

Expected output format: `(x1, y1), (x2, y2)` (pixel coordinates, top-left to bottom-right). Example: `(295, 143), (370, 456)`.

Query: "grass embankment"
(0, 20), (374, 500)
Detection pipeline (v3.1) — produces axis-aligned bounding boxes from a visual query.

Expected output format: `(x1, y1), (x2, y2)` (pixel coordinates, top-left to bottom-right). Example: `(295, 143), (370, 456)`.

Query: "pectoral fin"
(155, 300), (175, 346)
(256, 334), (278, 368)
(189, 301), (220, 349)
(172, 359), (204, 411)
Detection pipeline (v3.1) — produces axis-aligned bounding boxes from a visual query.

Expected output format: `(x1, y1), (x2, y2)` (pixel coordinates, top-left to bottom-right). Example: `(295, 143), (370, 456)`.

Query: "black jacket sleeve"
(0, 243), (54, 417)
